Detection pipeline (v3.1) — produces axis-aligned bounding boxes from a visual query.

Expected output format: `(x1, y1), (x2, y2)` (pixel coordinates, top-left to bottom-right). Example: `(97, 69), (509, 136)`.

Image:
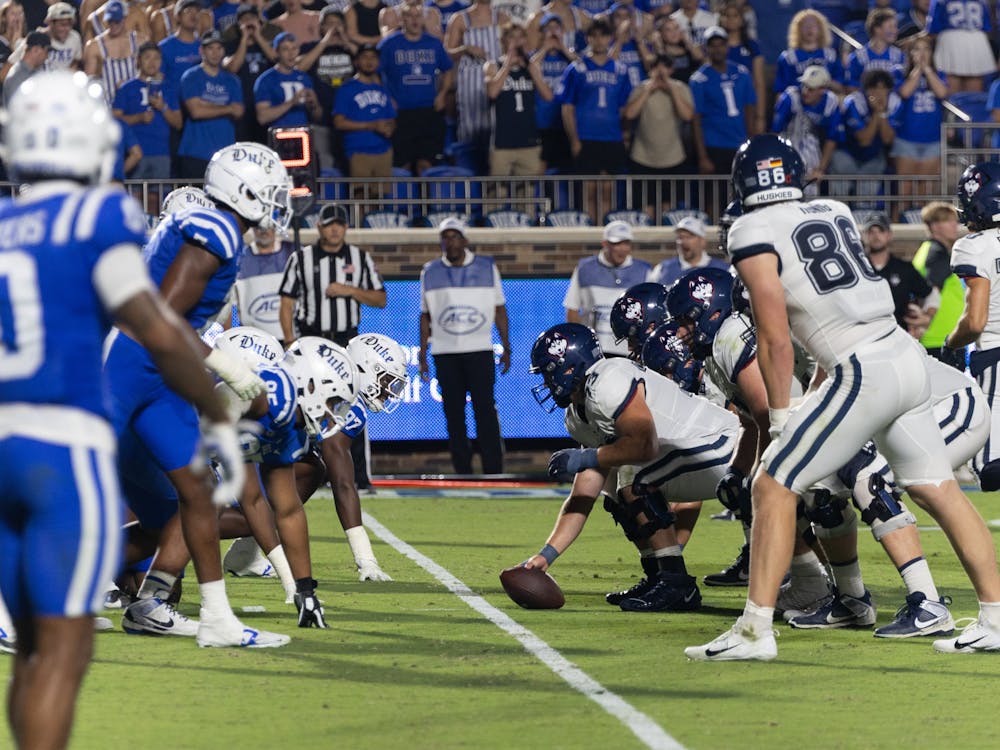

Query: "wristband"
(538, 544), (560, 565)
(768, 407), (789, 431)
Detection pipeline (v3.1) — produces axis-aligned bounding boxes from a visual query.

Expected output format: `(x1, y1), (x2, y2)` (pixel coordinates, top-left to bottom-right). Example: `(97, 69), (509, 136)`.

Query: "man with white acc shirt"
(563, 220), (651, 356)
(419, 217), (511, 474)
(649, 214), (730, 287)
(234, 226), (295, 342)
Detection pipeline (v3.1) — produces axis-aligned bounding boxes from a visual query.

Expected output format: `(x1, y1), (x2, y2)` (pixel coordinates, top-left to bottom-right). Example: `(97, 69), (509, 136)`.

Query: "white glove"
(214, 381), (251, 422)
(201, 421), (246, 507)
(205, 347), (265, 400)
(768, 406), (789, 441)
(357, 561), (392, 582)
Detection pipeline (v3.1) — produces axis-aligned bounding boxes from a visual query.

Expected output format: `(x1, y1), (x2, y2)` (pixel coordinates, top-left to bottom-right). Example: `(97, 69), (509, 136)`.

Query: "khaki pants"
(489, 145), (543, 176)
(349, 150), (393, 178)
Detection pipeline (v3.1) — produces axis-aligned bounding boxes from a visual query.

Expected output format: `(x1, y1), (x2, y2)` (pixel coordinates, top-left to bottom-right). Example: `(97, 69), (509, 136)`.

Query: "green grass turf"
(13, 490), (1000, 750)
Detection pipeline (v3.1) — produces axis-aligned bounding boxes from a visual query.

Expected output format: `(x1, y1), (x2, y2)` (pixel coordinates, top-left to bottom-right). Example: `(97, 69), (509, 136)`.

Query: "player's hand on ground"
(522, 555), (548, 572)
(358, 561), (392, 582)
(201, 421), (246, 506)
(294, 591), (329, 628)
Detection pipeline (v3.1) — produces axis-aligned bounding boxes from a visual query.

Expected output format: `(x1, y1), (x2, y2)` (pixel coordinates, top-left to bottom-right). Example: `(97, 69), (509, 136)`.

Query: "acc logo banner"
(439, 305), (486, 335)
(248, 293), (281, 324)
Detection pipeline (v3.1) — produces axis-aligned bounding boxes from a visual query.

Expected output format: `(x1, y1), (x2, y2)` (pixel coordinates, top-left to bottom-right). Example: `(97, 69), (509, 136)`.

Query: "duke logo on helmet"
(347, 333), (408, 414)
(204, 142), (293, 232)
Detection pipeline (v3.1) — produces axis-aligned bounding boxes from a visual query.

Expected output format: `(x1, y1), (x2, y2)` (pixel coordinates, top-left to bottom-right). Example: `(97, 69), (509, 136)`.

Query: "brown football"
(499, 565), (565, 609)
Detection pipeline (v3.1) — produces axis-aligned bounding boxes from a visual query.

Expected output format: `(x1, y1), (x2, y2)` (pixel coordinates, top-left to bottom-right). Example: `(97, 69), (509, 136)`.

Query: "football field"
(19, 489), (1000, 750)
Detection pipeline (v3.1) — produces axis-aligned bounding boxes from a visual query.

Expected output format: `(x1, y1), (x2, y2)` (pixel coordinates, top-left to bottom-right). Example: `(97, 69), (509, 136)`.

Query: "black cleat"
(605, 576), (656, 606)
(703, 544), (749, 587)
(619, 573), (702, 612)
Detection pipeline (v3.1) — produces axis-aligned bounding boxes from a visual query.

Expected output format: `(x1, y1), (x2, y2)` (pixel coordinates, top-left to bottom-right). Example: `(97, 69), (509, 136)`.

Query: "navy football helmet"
(956, 162), (1000, 231)
(718, 198), (743, 255)
(665, 267), (735, 359)
(730, 134), (804, 209)
(641, 321), (703, 394)
(529, 323), (603, 411)
(609, 282), (670, 354)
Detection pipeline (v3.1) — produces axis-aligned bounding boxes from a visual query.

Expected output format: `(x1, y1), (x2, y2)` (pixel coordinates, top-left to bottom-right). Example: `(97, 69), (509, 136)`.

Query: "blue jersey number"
(0, 251), (44, 379)
(792, 216), (879, 295)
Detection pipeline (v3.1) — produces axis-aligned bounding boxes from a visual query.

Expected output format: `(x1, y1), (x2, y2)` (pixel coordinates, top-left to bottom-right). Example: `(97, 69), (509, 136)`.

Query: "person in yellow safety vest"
(911, 201), (962, 360)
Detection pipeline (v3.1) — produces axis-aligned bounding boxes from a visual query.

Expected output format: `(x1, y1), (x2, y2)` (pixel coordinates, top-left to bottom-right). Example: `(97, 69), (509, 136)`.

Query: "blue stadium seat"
(390, 167), (419, 216)
(319, 167), (348, 201)
(603, 209), (652, 227)
(420, 211), (470, 229)
(362, 210), (411, 229)
(484, 210), (534, 228)
(662, 209), (710, 227)
(543, 210), (593, 227)
(422, 166), (480, 216)
(900, 208), (924, 224)
(537, 169), (572, 212)
(948, 92), (992, 148)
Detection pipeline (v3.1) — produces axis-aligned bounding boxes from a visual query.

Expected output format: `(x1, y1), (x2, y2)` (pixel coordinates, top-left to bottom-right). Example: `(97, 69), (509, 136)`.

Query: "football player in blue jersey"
(106, 140), (294, 648)
(0, 71), (247, 748)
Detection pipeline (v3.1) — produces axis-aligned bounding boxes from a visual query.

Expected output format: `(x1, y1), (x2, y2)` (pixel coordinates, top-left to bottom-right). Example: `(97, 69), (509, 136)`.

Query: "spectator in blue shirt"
(333, 44), (396, 180)
(844, 7), (905, 92)
(158, 0), (202, 91)
(177, 30), (244, 178)
(559, 18), (632, 222)
(111, 116), (143, 182)
(608, 2), (650, 88)
(532, 12), (576, 173)
(894, 35), (949, 213)
(771, 64), (842, 192)
(718, 0), (764, 134)
(112, 42), (182, 180)
(253, 31), (322, 128)
(222, 4), (280, 144)
(378, 3), (454, 175)
(829, 67), (901, 206)
(774, 9), (844, 95)
(689, 25), (757, 176)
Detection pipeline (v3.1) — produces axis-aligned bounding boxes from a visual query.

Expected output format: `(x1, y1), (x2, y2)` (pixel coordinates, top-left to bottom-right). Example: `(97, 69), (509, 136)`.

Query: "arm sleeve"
(93, 244), (155, 313)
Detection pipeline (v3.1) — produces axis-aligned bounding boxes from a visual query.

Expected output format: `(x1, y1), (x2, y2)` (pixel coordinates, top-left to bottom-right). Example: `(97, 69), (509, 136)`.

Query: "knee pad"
(603, 491), (675, 542)
(852, 473), (917, 542)
(803, 488), (856, 539)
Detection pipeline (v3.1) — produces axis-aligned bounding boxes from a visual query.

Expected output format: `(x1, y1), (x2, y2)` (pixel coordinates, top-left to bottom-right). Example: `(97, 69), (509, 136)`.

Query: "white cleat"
(932, 617), (1000, 654)
(777, 572), (833, 621)
(122, 597), (199, 637)
(224, 537), (275, 578)
(196, 611), (290, 649)
(358, 561), (392, 582)
(94, 616), (114, 632)
(684, 617), (778, 662)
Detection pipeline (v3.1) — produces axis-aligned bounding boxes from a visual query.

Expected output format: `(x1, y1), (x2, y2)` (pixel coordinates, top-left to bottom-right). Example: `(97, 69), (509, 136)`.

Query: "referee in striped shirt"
(279, 202), (386, 489)
(278, 203), (386, 347)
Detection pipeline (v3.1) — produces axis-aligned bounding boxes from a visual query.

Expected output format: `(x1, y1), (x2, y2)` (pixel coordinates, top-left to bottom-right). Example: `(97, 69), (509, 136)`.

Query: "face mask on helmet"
(528, 323), (603, 412)
(1, 71), (119, 185)
(215, 326), (283, 368)
(610, 282), (670, 354)
(346, 333), (408, 414)
(204, 142), (294, 232)
(666, 268), (735, 359)
(282, 337), (359, 437)
(641, 321), (703, 394)
(718, 198), (743, 255)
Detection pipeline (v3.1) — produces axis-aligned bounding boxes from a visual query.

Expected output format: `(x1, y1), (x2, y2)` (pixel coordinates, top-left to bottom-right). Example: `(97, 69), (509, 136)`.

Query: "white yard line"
(363, 511), (687, 750)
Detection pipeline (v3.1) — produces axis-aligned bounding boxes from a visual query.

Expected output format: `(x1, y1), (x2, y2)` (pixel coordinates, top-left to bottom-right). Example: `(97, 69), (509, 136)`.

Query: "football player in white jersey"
(944, 162), (1000, 491)
(519, 323), (745, 612)
(686, 134), (1000, 661)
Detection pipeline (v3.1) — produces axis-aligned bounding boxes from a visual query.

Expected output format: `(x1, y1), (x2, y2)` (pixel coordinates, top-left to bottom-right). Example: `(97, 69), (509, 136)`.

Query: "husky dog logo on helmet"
(624, 299), (643, 321)
(965, 178), (982, 198)
(548, 336), (568, 358)
(691, 278), (714, 306)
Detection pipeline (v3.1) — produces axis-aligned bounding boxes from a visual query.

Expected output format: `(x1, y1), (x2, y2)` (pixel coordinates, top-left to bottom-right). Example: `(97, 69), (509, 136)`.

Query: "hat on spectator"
(45, 2), (75, 21)
(318, 203), (350, 227)
(200, 29), (224, 46)
(539, 12), (562, 28)
(863, 212), (891, 231)
(603, 220), (633, 243)
(439, 216), (467, 237)
(235, 3), (258, 19)
(703, 26), (727, 44)
(798, 65), (831, 89)
(176, 0), (200, 13)
(675, 215), (706, 238)
(272, 31), (296, 50)
(25, 31), (51, 48)
(103, 0), (126, 22)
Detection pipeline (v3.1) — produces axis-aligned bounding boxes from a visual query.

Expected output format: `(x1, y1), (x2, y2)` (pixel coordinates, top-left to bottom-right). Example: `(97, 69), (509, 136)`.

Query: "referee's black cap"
(318, 203), (349, 227)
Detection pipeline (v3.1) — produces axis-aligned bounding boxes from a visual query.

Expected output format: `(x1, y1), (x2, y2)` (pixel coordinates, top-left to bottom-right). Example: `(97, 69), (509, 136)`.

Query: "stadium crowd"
(0, 0), (994, 222)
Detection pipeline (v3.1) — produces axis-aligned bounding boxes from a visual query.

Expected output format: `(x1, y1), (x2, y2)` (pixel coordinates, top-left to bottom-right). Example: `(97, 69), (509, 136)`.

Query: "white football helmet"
(204, 142), (293, 232)
(347, 333), (408, 414)
(0, 71), (118, 184)
(160, 186), (213, 220)
(215, 326), (283, 368)
(281, 337), (359, 437)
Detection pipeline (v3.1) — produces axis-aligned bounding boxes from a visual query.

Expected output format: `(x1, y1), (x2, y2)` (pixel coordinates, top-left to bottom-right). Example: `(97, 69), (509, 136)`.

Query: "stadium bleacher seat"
(543, 210), (593, 227)
(484, 210), (533, 228)
(603, 209), (652, 227)
(319, 167), (348, 201)
(662, 209), (711, 227)
(362, 210), (411, 229)
(900, 208), (924, 224)
(947, 92), (992, 148)
(423, 165), (480, 216)
(417, 211), (470, 228)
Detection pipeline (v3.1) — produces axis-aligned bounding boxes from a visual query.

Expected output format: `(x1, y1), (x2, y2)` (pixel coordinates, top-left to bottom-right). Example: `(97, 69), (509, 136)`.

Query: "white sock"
(653, 545), (682, 558)
(898, 557), (939, 601)
(266, 544), (296, 599)
(979, 601), (1000, 629)
(346, 525), (377, 566)
(137, 570), (177, 600)
(830, 557), (865, 599)
(742, 599), (774, 636)
(199, 579), (233, 619)
(790, 551), (826, 579)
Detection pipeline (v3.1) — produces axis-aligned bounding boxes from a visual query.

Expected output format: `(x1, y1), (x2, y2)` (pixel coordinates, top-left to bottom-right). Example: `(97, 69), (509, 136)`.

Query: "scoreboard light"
(268, 126), (318, 216)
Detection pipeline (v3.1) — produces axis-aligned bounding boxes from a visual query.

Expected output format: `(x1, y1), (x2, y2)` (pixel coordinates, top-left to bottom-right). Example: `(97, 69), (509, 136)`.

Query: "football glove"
(939, 345), (966, 372)
(205, 347), (266, 400)
(357, 561), (393, 582)
(200, 421), (245, 507)
(547, 447), (599, 482)
(294, 591), (329, 629)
